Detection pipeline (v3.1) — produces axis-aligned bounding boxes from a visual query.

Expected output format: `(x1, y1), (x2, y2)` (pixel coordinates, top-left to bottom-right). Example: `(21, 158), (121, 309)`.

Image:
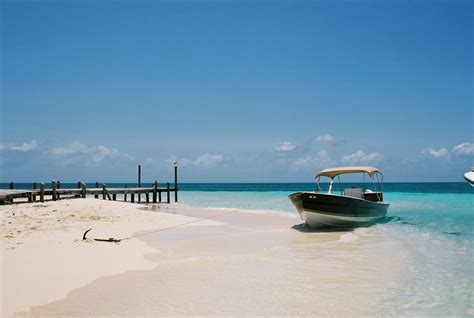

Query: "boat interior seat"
(344, 188), (364, 199)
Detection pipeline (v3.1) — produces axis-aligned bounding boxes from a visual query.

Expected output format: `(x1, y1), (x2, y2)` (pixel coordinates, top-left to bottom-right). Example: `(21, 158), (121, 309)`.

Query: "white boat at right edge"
(464, 168), (474, 186)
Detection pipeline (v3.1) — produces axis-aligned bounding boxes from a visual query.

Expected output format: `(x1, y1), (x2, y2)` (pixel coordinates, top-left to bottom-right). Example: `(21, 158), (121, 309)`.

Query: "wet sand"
(3, 200), (410, 317)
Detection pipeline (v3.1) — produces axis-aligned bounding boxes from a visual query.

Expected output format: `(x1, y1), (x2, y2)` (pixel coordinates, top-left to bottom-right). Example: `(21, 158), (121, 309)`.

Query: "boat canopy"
(315, 166), (382, 179)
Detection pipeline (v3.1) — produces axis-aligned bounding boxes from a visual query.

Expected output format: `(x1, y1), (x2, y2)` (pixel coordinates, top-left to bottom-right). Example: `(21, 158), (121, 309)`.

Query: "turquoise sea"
(2, 182), (473, 314)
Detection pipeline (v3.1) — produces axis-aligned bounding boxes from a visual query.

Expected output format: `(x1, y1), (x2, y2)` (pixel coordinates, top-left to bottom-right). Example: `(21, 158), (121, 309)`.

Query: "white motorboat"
(289, 166), (389, 228)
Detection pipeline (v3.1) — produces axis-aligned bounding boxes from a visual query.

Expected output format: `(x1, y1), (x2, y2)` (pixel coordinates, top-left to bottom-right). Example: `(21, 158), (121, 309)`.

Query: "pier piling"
(138, 164), (142, 203)
(76, 182), (81, 198)
(40, 182), (45, 202)
(81, 182), (86, 198)
(52, 181), (57, 201)
(153, 181), (157, 203)
(174, 161), (178, 202)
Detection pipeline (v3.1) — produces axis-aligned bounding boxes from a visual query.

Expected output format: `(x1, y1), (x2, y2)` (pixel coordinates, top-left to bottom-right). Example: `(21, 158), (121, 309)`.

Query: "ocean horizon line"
(0, 181), (470, 184)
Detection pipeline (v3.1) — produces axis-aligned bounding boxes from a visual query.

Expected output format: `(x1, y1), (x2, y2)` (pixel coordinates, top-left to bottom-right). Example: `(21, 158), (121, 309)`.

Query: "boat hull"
(464, 171), (474, 186)
(288, 192), (389, 228)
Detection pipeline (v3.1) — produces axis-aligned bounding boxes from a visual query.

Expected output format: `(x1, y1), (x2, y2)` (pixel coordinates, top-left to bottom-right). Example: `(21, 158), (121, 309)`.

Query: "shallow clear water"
(176, 184), (473, 315)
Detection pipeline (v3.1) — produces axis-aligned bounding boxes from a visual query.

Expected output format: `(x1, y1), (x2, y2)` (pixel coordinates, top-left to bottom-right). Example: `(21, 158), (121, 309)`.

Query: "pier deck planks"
(0, 187), (177, 205)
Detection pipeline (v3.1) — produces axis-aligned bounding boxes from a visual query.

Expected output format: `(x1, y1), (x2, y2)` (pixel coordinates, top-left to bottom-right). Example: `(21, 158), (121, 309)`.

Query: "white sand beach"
(1, 198), (410, 317)
(0, 198), (221, 317)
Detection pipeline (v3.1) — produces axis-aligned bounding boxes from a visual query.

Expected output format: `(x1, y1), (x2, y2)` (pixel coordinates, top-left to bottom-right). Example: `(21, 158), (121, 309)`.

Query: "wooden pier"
(0, 181), (177, 205)
(1, 163), (180, 205)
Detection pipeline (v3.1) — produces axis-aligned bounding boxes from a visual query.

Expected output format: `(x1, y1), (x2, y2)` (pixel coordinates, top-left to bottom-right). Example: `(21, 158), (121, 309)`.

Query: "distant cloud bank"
(2, 138), (473, 181)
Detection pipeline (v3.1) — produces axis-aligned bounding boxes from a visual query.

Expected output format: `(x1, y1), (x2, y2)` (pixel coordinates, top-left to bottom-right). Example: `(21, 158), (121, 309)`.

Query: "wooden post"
(131, 193), (135, 203)
(146, 192), (149, 203)
(95, 182), (99, 199)
(81, 182), (86, 198)
(40, 182), (45, 202)
(138, 164), (142, 203)
(9, 182), (13, 189)
(159, 188), (162, 202)
(76, 182), (81, 198)
(103, 184), (112, 200)
(167, 182), (170, 203)
(32, 182), (37, 201)
(174, 161), (178, 202)
(57, 181), (61, 199)
(152, 180), (157, 203)
(113, 194), (116, 201)
(124, 184), (128, 202)
(138, 164), (142, 187)
(102, 184), (106, 200)
(52, 181), (57, 201)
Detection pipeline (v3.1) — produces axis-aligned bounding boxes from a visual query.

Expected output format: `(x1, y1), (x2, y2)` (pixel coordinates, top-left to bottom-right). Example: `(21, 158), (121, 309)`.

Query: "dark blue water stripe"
(0, 183), (472, 194)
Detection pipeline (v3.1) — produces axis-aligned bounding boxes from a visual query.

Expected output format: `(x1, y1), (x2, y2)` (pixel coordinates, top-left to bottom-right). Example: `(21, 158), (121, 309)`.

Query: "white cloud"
(194, 154), (224, 167)
(421, 147), (450, 159)
(48, 141), (133, 163)
(418, 143), (473, 160)
(315, 134), (334, 144)
(291, 150), (331, 169)
(274, 141), (296, 152)
(0, 140), (38, 152)
(93, 145), (122, 162)
(452, 142), (474, 156)
(171, 153), (225, 169)
(50, 141), (88, 156)
(341, 150), (383, 164)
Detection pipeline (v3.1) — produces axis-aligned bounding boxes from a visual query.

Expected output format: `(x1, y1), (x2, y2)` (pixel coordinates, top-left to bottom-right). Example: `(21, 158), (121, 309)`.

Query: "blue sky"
(1, 0), (472, 182)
